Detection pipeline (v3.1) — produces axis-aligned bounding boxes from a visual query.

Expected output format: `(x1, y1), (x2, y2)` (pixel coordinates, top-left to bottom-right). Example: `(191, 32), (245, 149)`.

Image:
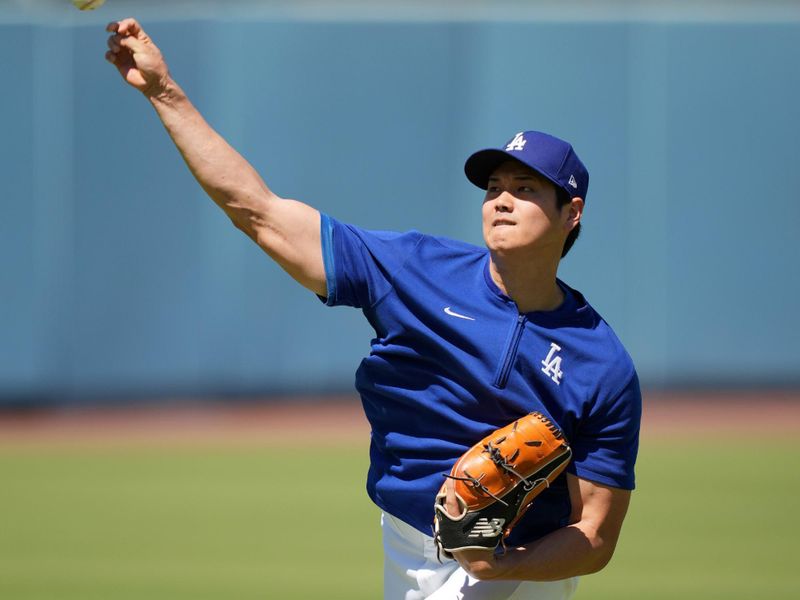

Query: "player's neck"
(488, 254), (564, 314)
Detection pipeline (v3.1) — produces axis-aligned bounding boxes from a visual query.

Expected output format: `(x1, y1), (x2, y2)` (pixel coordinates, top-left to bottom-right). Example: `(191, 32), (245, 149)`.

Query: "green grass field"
(1, 438), (798, 599)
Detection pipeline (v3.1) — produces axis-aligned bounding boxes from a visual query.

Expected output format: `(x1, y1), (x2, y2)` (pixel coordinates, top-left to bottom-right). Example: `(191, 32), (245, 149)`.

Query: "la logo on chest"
(541, 342), (565, 385)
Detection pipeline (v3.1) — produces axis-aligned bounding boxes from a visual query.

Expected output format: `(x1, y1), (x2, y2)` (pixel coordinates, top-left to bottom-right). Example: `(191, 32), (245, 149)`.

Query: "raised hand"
(105, 18), (170, 97)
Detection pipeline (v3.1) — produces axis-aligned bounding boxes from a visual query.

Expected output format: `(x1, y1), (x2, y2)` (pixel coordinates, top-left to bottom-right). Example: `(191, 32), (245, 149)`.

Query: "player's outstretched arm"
(105, 18), (326, 296)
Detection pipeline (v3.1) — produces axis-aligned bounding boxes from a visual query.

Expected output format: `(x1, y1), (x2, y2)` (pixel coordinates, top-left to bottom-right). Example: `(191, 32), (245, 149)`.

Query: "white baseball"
(72, 0), (106, 10)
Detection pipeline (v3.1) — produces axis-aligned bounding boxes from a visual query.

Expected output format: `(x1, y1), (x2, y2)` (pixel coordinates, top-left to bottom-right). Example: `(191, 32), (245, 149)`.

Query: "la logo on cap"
(505, 132), (527, 152)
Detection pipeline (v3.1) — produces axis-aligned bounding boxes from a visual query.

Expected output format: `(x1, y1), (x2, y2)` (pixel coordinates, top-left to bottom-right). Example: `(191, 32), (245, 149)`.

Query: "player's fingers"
(118, 34), (147, 53)
(107, 34), (121, 53)
(116, 18), (143, 38)
(105, 47), (131, 67)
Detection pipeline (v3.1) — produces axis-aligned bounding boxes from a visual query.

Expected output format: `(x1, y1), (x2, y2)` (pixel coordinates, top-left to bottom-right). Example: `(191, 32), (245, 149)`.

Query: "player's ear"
(564, 197), (583, 232)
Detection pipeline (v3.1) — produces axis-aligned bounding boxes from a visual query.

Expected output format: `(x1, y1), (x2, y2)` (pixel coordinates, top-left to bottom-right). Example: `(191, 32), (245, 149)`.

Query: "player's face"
(481, 161), (569, 258)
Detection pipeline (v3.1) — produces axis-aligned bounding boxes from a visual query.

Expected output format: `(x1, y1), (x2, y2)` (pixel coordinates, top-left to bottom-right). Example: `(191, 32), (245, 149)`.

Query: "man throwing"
(105, 18), (641, 600)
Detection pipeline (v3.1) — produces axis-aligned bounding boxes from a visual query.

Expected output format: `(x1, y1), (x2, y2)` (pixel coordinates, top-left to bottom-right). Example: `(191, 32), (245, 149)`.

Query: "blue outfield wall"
(1, 7), (799, 401)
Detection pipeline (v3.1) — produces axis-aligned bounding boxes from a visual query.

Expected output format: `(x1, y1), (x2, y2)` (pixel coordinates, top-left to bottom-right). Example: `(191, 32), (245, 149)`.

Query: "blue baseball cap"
(464, 130), (589, 201)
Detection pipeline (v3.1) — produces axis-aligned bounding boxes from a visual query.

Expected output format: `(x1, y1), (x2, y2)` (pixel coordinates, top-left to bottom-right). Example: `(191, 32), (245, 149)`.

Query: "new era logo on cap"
(464, 130), (589, 202)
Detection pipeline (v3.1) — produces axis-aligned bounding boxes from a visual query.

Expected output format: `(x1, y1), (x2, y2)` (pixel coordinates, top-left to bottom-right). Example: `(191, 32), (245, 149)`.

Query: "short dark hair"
(555, 187), (581, 258)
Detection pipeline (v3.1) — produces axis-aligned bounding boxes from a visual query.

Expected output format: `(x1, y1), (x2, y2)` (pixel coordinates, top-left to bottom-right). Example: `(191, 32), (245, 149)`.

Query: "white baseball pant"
(381, 512), (579, 600)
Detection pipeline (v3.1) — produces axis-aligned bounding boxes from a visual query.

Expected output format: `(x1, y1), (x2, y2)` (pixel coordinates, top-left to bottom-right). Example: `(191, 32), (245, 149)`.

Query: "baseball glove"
(433, 412), (572, 560)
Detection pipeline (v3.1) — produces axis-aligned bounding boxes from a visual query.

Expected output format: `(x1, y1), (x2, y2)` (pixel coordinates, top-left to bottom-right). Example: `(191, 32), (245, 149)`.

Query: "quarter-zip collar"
(482, 254), (590, 328)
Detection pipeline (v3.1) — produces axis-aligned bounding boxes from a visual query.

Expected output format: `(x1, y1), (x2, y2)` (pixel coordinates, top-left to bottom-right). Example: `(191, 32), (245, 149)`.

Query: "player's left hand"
(434, 412), (572, 580)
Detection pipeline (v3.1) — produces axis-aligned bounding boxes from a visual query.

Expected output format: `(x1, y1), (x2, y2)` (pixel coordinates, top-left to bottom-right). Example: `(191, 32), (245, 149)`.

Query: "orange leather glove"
(433, 412), (572, 560)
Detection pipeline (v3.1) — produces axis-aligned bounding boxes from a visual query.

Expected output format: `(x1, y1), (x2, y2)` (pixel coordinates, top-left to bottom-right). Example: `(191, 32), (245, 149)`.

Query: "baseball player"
(105, 19), (641, 600)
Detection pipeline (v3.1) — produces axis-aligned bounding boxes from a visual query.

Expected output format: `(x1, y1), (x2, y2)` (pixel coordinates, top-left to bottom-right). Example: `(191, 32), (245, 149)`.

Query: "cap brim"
(464, 149), (519, 190)
(464, 148), (572, 198)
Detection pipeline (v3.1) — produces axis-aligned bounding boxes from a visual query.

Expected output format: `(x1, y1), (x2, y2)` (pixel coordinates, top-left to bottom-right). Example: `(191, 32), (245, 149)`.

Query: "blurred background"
(1, 1), (798, 599)
(2, 0), (799, 402)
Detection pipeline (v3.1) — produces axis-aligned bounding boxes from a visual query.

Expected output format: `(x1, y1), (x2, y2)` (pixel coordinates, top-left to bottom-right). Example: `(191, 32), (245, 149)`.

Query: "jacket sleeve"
(319, 213), (423, 309)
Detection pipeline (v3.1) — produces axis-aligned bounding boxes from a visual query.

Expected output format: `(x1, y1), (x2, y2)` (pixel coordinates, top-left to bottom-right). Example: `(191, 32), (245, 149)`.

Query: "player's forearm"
(458, 522), (616, 582)
(504, 522), (615, 580)
(147, 78), (275, 240)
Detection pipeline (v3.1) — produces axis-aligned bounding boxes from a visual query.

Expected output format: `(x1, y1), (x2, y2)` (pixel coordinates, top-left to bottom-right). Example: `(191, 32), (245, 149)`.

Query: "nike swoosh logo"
(444, 306), (475, 321)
